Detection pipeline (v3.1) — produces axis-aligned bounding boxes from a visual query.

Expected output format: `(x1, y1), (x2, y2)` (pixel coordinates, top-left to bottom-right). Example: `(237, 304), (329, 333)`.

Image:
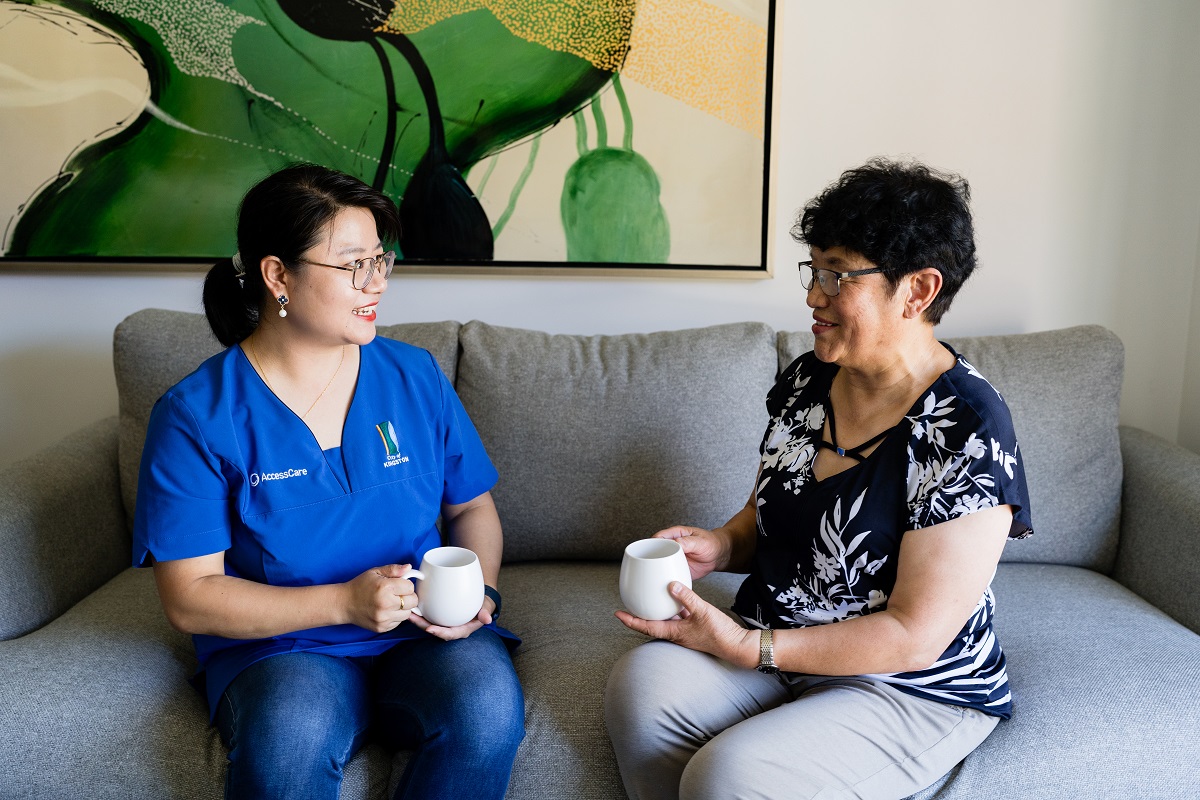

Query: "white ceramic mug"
(401, 546), (485, 627)
(619, 538), (693, 621)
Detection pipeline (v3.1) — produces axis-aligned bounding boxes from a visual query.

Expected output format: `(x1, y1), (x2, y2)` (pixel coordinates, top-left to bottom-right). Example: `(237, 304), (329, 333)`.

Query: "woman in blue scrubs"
(133, 164), (524, 799)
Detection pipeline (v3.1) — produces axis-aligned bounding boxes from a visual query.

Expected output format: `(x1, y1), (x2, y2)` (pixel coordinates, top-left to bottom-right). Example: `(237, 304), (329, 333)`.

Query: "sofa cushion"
(775, 329), (815, 374)
(113, 310), (222, 528)
(0, 417), (126, 641)
(376, 321), (461, 384)
(0, 562), (742, 800)
(500, 562), (1200, 799)
(498, 563), (745, 799)
(5, 563), (1196, 798)
(455, 321), (778, 563)
(0, 567), (402, 798)
(777, 326), (1124, 571)
(112, 309), (460, 525)
(1115, 426), (1200, 634)
(914, 564), (1200, 798)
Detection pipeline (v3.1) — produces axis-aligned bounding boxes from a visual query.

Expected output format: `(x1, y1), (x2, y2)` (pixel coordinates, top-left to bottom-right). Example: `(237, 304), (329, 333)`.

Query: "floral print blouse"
(731, 344), (1033, 718)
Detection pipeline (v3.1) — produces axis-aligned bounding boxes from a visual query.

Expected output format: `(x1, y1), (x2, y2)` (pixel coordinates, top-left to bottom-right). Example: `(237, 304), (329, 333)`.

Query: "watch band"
(483, 584), (502, 621)
(756, 628), (779, 675)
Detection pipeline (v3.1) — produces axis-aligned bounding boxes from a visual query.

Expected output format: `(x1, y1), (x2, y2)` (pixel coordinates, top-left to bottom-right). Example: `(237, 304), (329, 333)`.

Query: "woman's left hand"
(409, 596), (498, 641)
(616, 582), (757, 668)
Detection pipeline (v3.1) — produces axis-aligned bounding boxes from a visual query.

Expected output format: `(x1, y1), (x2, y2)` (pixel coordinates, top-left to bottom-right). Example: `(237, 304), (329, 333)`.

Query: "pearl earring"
(277, 294), (289, 318)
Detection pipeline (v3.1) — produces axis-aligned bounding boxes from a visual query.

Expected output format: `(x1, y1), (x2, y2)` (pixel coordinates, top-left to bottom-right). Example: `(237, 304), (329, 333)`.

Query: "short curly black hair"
(791, 158), (976, 324)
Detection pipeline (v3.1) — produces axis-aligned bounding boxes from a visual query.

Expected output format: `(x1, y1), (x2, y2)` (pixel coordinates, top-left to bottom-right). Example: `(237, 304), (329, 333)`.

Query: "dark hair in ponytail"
(202, 257), (260, 346)
(203, 163), (402, 346)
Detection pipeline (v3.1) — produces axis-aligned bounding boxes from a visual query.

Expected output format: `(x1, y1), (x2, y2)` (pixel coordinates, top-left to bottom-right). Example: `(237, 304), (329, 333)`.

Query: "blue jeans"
(215, 628), (524, 800)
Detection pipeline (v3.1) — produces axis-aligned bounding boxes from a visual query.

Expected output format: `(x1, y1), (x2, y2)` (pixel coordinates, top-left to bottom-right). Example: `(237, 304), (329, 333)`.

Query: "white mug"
(401, 546), (485, 627)
(619, 538), (693, 621)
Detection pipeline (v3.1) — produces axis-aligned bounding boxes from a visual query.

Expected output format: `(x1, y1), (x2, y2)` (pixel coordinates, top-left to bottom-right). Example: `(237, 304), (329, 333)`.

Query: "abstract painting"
(0, 0), (773, 272)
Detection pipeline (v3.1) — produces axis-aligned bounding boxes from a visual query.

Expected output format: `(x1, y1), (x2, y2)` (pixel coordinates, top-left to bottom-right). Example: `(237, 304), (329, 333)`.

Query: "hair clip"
(232, 251), (246, 288)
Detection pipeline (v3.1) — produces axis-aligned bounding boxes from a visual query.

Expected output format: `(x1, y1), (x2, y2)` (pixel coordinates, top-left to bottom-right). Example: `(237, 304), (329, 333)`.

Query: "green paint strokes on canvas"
(561, 148), (669, 263)
(492, 133), (541, 240)
(561, 75), (668, 263)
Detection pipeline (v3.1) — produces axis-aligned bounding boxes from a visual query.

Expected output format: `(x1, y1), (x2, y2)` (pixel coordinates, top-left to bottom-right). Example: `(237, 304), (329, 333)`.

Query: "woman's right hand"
(342, 563), (419, 633)
(653, 526), (731, 581)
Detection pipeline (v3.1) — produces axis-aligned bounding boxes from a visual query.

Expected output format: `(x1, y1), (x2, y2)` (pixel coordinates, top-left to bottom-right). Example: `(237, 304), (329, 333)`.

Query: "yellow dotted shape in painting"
(378, 0), (767, 139)
(623, 0), (767, 139)
(380, 0), (636, 71)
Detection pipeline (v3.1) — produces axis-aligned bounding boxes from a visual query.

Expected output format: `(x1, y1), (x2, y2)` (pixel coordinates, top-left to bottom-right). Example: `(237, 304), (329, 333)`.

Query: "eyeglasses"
(798, 260), (885, 297)
(300, 250), (395, 289)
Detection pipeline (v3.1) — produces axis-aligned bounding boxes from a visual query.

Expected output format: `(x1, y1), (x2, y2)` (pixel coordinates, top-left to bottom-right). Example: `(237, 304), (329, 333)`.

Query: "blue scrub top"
(132, 337), (513, 717)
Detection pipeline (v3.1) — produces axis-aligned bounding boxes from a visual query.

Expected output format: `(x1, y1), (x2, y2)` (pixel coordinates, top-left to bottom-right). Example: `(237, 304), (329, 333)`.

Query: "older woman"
(606, 159), (1032, 800)
(133, 164), (523, 799)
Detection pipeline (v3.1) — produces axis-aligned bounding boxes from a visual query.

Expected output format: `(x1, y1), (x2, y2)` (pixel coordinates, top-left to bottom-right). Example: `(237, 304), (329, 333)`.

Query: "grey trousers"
(604, 640), (999, 800)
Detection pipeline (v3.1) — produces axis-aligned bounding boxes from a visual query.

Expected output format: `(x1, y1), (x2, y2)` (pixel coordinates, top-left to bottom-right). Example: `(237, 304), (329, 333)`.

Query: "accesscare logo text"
(249, 467), (309, 487)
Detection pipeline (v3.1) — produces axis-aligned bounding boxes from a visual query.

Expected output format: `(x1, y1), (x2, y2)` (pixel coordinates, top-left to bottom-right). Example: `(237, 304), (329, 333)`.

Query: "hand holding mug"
(653, 525), (729, 581)
(401, 546), (486, 635)
(344, 563), (419, 633)
(619, 538), (693, 621)
(616, 578), (757, 665)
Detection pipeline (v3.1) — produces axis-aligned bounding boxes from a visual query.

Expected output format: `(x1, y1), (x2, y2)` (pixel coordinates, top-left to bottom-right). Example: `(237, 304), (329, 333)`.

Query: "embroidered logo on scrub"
(375, 420), (410, 468)
(249, 467), (309, 487)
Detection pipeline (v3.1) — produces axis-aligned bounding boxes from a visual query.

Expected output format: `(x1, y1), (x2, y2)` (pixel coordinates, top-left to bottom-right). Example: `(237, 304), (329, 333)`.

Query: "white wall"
(3, 0), (1200, 469)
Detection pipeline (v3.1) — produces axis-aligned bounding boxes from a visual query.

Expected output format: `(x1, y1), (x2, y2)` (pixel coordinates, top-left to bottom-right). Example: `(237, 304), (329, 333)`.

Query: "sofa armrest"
(0, 416), (129, 640)
(1113, 425), (1200, 634)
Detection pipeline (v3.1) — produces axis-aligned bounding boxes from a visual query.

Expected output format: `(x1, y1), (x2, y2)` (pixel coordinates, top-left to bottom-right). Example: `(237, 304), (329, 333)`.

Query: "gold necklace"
(248, 342), (345, 420)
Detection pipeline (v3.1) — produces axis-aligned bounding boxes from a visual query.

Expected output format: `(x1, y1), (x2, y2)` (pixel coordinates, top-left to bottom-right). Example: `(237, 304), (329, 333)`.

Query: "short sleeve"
(905, 380), (1033, 540)
(132, 393), (234, 566)
(432, 354), (499, 506)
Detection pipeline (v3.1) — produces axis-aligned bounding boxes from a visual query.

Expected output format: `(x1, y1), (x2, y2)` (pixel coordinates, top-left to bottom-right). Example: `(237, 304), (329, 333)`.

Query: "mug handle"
(398, 567), (425, 616)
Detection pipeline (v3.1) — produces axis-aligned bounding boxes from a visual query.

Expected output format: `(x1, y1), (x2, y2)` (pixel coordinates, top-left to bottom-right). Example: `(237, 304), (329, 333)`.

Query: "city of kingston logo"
(376, 421), (400, 456)
(376, 420), (410, 468)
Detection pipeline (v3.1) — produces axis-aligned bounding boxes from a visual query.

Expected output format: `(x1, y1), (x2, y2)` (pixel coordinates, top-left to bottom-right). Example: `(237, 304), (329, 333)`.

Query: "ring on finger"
(400, 595), (409, 611)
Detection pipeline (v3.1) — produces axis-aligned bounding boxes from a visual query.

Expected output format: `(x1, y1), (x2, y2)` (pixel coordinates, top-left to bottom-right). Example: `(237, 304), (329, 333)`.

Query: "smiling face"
(283, 206), (387, 347)
(806, 245), (908, 369)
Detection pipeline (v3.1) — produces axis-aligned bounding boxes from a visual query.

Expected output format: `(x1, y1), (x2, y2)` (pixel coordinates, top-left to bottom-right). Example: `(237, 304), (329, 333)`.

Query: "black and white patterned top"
(731, 344), (1033, 718)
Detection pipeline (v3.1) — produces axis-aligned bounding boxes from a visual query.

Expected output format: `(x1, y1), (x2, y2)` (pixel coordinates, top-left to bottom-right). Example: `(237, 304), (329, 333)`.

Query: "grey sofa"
(3, 309), (1199, 799)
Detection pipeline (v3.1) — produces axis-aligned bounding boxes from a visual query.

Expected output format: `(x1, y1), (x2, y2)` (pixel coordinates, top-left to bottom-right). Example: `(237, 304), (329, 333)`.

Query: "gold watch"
(755, 628), (780, 675)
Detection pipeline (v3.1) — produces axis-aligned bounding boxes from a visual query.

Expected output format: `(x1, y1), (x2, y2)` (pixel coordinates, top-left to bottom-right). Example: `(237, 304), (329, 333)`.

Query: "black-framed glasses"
(300, 250), (396, 289)
(798, 260), (885, 297)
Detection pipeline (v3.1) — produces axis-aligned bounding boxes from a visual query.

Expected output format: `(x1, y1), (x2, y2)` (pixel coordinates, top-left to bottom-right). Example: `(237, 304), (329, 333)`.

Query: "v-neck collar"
(810, 343), (961, 486)
(236, 342), (366, 493)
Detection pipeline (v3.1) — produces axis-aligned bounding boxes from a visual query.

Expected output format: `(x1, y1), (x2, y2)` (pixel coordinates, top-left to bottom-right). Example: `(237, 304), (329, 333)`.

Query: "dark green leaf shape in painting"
(386, 31), (493, 260)
(9, 1), (621, 262)
(380, 8), (621, 261)
(274, 1), (491, 259)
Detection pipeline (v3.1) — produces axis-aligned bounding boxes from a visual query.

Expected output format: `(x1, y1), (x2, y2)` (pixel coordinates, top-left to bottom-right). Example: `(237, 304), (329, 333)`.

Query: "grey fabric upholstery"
(0, 568), (225, 797)
(945, 327), (1124, 570)
(114, 309), (224, 528)
(497, 564), (744, 799)
(0, 416), (126, 640)
(0, 566), (406, 798)
(461, 562), (1200, 799)
(0, 561), (737, 800)
(775, 329), (815, 373)
(778, 326), (1124, 571)
(915, 564), (1200, 798)
(375, 321), (461, 384)
(456, 321), (777, 563)
(5, 559), (1197, 798)
(1115, 426), (1200, 634)
(112, 310), (460, 524)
